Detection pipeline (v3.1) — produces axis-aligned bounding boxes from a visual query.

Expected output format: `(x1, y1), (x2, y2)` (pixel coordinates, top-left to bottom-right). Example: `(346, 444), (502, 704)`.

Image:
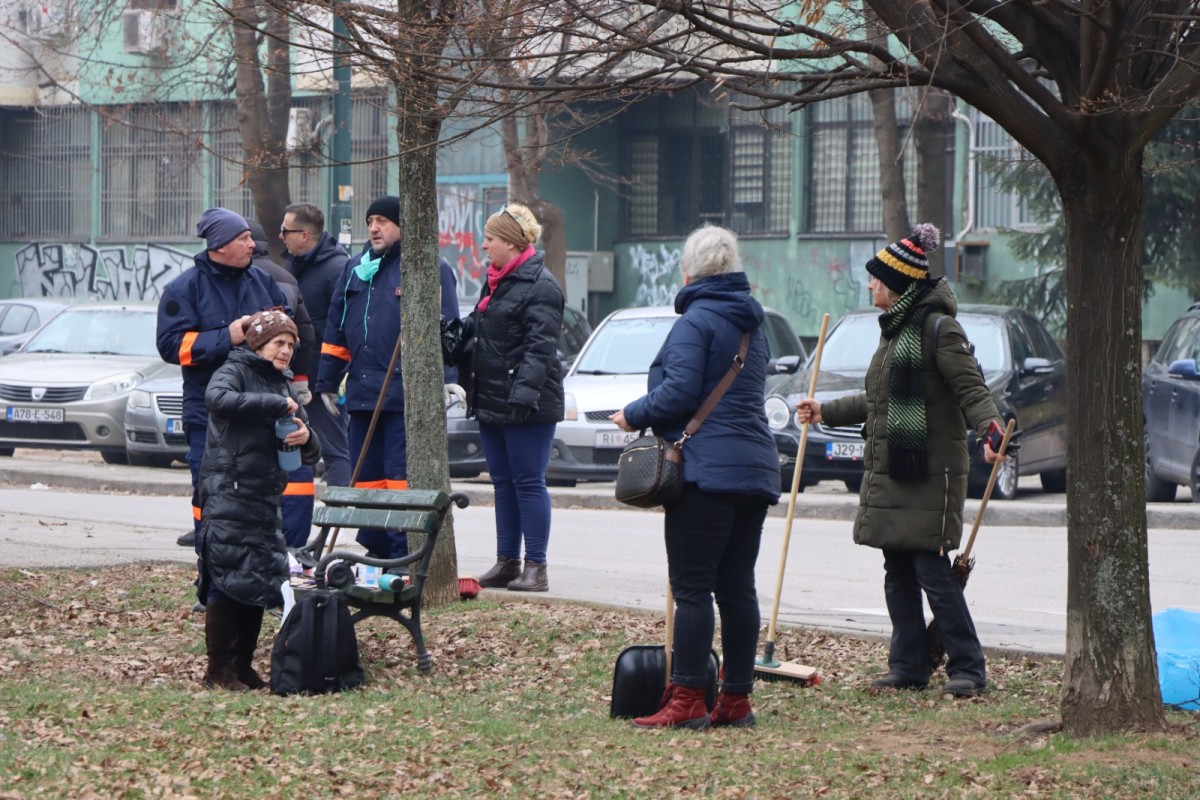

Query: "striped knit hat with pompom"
(866, 223), (941, 295)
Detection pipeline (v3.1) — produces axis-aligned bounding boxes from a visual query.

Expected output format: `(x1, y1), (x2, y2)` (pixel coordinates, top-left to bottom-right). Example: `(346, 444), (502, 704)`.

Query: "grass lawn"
(0, 563), (1196, 799)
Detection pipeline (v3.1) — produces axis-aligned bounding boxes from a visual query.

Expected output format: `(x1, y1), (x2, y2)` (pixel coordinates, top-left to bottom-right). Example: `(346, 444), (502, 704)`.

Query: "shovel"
(610, 585), (719, 719)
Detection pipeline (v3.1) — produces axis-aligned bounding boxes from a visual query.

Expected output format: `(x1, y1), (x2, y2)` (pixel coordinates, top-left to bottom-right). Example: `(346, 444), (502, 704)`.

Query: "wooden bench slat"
(312, 506), (437, 533)
(320, 487), (450, 512)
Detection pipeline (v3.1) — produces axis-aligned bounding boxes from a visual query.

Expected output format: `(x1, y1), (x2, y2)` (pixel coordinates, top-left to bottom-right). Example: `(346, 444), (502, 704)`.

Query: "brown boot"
(478, 557), (522, 588)
(234, 605), (267, 690)
(709, 691), (756, 728)
(632, 684), (710, 730)
(202, 598), (249, 691)
(507, 561), (548, 592)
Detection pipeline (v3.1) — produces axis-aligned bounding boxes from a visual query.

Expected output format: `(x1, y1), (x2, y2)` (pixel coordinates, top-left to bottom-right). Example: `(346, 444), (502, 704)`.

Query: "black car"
(446, 303), (593, 479)
(764, 305), (1068, 500)
(1143, 301), (1200, 502)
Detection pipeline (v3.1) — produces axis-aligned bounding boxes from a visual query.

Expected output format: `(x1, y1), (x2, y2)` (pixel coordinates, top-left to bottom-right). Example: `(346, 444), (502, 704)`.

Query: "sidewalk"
(2, 451), (1199, 528)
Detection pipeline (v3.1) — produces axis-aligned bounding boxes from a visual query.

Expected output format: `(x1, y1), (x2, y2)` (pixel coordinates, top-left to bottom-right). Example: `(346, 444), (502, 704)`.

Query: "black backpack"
(270, 589), (365, 696)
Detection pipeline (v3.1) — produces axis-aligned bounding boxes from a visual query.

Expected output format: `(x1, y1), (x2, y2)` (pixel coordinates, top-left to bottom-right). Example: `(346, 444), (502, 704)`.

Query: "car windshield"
(818, 310), (1008, 374)
(957, 315), (1007, 372)
(573, 315), (677, 375)
(23, 308), (158, 358)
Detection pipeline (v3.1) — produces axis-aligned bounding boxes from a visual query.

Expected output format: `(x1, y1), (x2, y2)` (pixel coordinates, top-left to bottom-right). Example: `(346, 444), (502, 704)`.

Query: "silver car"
(124, 365), (186, 467)
(0, 302), (170, 463)
(545, 305), (806, 485)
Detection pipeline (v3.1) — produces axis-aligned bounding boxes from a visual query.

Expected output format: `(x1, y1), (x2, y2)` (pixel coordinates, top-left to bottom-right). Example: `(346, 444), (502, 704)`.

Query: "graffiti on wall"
(438, 186), (488, 300)
(627, 243), (681, 307)
(12, 243), (193, 301)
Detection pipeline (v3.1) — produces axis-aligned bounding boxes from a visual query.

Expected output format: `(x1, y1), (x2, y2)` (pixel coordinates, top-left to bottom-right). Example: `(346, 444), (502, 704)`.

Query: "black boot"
(507, 561), (548, 592)
(478, 557), (521, 589)
(235, 606), (267, 690)
(203, 598), (249, 691)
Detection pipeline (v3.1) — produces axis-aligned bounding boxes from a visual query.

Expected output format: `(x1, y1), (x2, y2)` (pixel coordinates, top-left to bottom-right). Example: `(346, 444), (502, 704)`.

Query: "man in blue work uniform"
(315, 195), (458, 558)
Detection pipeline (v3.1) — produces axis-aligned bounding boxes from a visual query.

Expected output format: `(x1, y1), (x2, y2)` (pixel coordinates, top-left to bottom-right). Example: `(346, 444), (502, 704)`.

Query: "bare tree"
(558, 0), (1200, 736)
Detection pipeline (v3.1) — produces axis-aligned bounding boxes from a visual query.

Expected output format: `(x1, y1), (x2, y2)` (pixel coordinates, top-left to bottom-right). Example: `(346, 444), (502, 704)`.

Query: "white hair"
(681, 224), (742, 280)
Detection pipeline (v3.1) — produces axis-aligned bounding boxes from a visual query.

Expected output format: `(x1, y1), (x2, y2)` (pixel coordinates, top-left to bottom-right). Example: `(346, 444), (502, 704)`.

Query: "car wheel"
(1145, 432), (1177, 502)
(100, 450), (129, 466)
(127, 451), (173, 468)
(546, 478), (577, 488)
(1190, 450), (1200, 504)
(844, 477), (862, 493)
(992, 450), (1019, 500)
(0, 447), (13, 457)
(1039, 468), (1067, 494)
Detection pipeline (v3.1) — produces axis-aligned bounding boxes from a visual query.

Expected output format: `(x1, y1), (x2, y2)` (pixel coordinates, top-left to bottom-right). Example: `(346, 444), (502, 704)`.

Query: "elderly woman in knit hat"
(450, 203), (565, 592)
(796, 224), (1017, 699)
(196, 308), (321, 690)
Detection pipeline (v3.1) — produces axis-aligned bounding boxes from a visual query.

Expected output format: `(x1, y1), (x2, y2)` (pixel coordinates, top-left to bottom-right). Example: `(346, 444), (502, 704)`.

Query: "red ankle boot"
(632, 684), (711, 730)
(709, 692), (756, 728)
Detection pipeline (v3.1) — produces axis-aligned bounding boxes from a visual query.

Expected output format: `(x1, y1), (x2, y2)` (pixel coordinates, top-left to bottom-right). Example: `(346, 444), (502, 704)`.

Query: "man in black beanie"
(156, 208), (291, 574)
(314, 195), (459, 558)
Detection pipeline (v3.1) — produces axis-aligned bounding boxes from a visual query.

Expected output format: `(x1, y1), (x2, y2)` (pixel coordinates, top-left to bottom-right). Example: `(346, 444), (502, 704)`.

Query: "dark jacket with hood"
(198, 347), (322, 607)
(315, 240), (458, 412)
(623, 272), (780, 503)
(156, 252), (290, 428)
(819, 279), (999, 553)
(284, 230), (348, 361)
(458, 249), (565, 425)
(248, 220), (316, 381)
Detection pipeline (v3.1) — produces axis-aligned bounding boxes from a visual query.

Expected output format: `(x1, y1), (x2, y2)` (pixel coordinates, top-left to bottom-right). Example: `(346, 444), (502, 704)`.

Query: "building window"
(972, 111), (1042, 230)
(350, 93), (390, 238)
(623, 89), (791, 237)
(806, 93), (917, 234)
(100, 103), (205, 240)
(0, 107), (92, 240)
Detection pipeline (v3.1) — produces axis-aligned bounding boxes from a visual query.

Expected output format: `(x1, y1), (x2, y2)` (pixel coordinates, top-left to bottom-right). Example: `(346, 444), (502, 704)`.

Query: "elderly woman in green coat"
(797, 224), (1014, 698)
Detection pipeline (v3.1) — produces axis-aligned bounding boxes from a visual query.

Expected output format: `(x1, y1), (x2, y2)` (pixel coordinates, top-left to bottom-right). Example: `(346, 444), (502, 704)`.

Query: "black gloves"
(979, 419), (1022, 455)
(507, 404), (532, 423)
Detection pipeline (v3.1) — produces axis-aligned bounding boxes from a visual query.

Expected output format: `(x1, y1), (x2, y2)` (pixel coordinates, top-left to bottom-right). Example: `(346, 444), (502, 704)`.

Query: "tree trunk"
(914, 90), (954, 278)
(395, 77), (459, 608)
(868, 88), (908, 243)
(1059, 144), (1166, 735)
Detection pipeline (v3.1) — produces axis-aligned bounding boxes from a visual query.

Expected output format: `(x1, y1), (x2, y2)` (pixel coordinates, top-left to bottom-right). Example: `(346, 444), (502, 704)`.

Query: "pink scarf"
(477, 245), (535, 312)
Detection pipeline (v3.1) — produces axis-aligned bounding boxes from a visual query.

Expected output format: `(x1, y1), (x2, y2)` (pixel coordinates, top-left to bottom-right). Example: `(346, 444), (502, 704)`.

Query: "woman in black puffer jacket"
(455, 203), (564, 593)
(197, 309), (321, 691)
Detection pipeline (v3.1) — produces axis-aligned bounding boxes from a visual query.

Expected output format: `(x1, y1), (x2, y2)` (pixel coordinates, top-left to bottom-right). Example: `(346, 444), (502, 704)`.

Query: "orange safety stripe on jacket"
(283, 482), (315, 496)
(322, 342), (351, 361)
(180, 331), (199, 366)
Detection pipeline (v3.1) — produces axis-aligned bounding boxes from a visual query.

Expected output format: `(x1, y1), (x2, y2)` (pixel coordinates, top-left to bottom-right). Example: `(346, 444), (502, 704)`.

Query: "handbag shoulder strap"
(676, 331), (751, 446)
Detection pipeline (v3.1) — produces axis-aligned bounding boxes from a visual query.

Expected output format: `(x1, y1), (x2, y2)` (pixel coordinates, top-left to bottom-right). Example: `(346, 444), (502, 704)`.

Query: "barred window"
(972, 110), (1042, 230)
(350, 93), (390, 240)
(807, 93), (917, 234)
(100, 103), (205, 240)
(623, 89), (792, 237)
(0, 107), (92, 240)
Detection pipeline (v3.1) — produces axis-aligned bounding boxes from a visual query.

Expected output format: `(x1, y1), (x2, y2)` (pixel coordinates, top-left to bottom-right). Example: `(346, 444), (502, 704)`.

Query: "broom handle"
(765, 313), (830, 646)
(960, 419), (1017, 561)
(665, 583), (674, 683)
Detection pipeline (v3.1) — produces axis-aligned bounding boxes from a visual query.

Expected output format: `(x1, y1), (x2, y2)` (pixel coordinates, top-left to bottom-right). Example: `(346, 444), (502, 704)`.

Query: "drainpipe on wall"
(951, 107), (976, 243)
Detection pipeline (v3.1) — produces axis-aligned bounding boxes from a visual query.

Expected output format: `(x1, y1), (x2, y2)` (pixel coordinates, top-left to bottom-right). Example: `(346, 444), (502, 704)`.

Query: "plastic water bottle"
(275, 416), (301, 471)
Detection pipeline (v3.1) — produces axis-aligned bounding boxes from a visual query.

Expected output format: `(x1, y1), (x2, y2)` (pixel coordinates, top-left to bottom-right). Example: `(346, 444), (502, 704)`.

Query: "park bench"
(292, 487), (470, 674)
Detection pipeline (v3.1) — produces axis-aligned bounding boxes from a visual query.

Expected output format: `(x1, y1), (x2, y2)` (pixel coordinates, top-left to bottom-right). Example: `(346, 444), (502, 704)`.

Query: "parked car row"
(1143, 301), (1200, 502)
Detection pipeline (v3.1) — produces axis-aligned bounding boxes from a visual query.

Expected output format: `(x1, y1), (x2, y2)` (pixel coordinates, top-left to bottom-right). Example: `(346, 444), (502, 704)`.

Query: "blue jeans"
(882, 549), (986, 684)
(477, 421), (555, 564)
(664, 483), (768, 695)
(348, 410), (409, 558)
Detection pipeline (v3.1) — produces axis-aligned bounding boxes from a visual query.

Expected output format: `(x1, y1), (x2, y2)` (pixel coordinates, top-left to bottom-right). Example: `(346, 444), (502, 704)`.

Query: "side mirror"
(1167, 358), (1200, 380)
(1021, 357), (1053, 376)
(769, 355), (802, 375)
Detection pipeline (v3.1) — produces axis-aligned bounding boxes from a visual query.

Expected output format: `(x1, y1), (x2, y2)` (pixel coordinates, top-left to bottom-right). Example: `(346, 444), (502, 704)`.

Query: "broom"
(926, 419), (1017, 673)
(753, 313), (829, 685)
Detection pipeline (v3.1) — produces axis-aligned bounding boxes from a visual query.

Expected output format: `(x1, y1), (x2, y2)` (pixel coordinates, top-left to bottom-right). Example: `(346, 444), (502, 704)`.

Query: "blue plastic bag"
(1153, 607), (1200, 710)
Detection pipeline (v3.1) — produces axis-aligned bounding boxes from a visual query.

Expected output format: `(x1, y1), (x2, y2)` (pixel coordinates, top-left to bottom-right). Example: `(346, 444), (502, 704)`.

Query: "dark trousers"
(306, 394), (350, 488)
(185, 422), (205, 553)
(882, 549), (986, 684)
(664, 483), (767, 695)
(348, 410), (408, 558)
(281, 465), (315, 548)
(477, 421), (556, 564)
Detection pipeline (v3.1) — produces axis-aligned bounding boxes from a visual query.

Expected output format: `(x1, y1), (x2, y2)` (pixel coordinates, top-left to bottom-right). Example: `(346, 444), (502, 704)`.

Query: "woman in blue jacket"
(612, 224), (780, 729)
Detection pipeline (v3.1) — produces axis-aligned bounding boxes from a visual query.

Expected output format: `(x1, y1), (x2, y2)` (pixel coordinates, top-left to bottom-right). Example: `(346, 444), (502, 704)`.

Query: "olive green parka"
(820, 280), (1000, 554)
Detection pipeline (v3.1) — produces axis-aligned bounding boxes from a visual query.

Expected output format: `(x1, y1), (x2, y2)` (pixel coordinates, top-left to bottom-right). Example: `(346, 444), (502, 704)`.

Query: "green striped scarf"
(878, 283), (935, 481)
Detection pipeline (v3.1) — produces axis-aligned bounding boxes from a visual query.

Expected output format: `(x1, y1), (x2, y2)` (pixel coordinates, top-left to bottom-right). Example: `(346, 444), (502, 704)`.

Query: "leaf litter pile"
(0, 563), (1196, 799)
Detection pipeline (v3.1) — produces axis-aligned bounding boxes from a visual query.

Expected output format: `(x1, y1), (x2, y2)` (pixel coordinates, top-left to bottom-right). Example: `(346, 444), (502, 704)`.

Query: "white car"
(545, 305), (806, 485)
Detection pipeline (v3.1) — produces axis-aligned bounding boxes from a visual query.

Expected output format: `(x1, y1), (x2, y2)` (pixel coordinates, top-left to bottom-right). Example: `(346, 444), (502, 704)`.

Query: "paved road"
(4, 480), (1200, 658)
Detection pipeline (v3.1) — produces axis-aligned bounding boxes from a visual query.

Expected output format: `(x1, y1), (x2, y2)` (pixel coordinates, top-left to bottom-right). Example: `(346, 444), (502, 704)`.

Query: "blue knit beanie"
(196, 207), (251, 251)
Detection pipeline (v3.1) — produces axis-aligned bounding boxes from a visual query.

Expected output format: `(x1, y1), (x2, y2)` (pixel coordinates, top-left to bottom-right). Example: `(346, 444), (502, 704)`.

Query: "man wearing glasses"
(280, 203), (352, 489)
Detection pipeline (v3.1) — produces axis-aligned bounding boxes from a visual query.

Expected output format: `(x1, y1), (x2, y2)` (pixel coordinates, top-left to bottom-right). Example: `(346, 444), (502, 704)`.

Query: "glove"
(443, 383), (466, 409)
(507, 403), (532, 423)
(322, 393), (341, 418)
(979, 419), (1021, 455)
(292, 379), (312, 406)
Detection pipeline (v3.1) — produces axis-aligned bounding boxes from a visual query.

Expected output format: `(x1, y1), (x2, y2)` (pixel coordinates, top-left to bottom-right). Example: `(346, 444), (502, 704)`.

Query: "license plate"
(596, 430), (640, 448)
(6, 406), (65, 423)
(826, 441), (864, 460)
(166, 418), (183, 434)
